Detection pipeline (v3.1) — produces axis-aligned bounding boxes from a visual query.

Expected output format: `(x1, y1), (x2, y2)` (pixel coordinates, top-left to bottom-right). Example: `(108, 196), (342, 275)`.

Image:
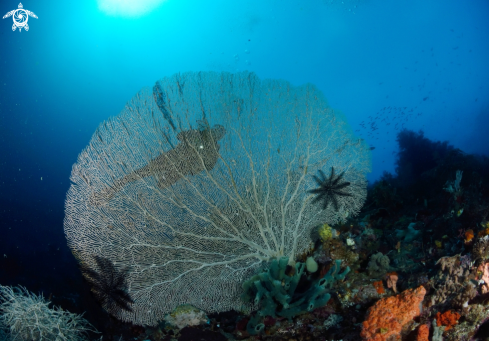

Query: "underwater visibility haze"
(1, 0), (489, 340)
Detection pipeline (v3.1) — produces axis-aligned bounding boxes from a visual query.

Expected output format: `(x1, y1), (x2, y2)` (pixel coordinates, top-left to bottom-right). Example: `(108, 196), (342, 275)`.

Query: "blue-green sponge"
(241, 258), (350, 335)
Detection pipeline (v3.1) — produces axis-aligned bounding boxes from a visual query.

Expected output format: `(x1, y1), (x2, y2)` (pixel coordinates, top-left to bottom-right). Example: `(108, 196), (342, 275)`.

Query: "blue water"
(0, 0), (488, 334)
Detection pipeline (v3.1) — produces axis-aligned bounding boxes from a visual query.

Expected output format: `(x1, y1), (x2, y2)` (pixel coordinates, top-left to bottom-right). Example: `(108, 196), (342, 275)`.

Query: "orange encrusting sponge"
(373, 280), (385, 294)
(416, 324), (429, 341)
(361, 286), (427, 341)
(465, 229), (474, 243)
(435, 310), (461, 331)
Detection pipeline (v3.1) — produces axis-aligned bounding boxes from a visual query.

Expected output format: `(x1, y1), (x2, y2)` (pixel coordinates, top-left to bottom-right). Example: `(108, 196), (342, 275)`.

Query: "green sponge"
(241, 257), (350, 335)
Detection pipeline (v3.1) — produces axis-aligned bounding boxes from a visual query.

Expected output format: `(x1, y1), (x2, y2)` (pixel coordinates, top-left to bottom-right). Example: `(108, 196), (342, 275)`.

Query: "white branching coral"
(64, 71), (371, 326)
(0, 285), (96, 341)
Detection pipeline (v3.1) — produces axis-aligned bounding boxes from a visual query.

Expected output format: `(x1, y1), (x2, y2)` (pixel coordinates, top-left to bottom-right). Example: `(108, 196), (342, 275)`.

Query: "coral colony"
(2, 73), (489, 340)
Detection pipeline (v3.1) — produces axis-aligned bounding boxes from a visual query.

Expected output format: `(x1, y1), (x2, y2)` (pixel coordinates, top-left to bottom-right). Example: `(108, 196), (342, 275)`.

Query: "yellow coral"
(435, 240), (443, 249)
(318, 223), (333, 241)
(169, 304), (197, 318)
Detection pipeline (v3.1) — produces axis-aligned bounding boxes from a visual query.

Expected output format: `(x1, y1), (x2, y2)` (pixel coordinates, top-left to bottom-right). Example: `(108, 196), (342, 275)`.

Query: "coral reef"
(436, 254), (461, 275)
(24, 127), (487, 340)
(429, 254), (473, 307)
(323, 237), (359, 267)
(443, 304), (489, 341)
(453, 282), (477, 308)
(367, 252), (390, 278)
(92, 129), (489, 339)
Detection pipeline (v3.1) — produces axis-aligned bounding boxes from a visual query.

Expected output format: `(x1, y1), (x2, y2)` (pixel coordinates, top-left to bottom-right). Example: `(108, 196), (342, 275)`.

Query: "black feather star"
(308, 167), (352, 211)
(80, 255), (134, 316)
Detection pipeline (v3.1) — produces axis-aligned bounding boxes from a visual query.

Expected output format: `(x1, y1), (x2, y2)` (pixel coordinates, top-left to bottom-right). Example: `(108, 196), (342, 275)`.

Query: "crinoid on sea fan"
(308, 167), (353, 211)
(80, 255), (134, 316)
